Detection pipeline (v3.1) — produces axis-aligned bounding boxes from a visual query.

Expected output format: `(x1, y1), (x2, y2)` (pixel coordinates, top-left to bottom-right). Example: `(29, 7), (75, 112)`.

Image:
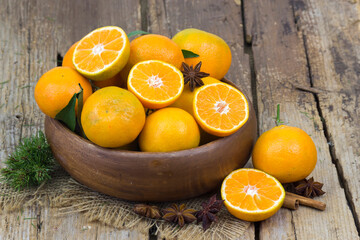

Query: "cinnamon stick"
(282, 192), (326, 211)
(282, 192), (299, 210)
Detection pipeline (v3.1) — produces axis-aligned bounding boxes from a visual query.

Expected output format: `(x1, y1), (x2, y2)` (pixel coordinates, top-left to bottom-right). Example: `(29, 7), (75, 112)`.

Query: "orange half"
(221, 168), (285, 222)
(127, 60), (184, 109)
(73, 26), (130, 81)
(193, 83), (249, 137)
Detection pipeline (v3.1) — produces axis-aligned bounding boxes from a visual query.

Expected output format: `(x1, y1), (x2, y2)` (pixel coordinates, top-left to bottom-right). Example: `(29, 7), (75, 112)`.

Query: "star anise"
(195, 194), (224, 231)
(133, 204), (162, 219)
(162, 204), (197, 227)
(181, 61), (210, 91)
(295, 177), (325, 198)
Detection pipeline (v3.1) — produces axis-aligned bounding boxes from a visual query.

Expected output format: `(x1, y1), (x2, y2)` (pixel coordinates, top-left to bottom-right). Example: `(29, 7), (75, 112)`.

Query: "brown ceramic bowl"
(44, 80), (257, 202)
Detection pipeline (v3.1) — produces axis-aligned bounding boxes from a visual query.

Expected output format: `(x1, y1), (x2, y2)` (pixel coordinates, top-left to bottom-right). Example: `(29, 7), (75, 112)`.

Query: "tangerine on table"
(221, 168), (285, 222)
(34, 67), (92, 118)
(172, 28), (232, 80)
(127, 60), (184, 109)
(252, 125), (317, 183)
(120, 34), (184, 81)
(73, 26), (130, 81)
(193, 83), (249, 137)
(139, 107), (200, 152)
(81, 86), (145, 148)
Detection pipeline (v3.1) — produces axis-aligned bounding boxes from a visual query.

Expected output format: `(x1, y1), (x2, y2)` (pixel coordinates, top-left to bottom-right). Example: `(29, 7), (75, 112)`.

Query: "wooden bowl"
(45, 82), (257, 202)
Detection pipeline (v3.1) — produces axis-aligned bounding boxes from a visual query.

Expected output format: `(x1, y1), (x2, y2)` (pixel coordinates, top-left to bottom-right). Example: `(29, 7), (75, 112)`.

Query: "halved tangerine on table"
(193, 83), (249, 137)
(127, 60), (184, 109)
(221, 168), (285, 222)
(73, 26), (130, 81)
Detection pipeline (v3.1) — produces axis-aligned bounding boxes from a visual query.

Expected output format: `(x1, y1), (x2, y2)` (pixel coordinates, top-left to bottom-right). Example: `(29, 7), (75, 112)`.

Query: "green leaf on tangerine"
(55, 93), (77, 132)
(127, 30), (150, 38)
(182, 49), (199, 58)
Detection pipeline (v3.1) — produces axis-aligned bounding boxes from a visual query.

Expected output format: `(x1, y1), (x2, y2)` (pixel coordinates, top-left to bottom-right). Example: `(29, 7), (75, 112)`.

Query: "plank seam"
(241, 0), (259, 138)
(295, 4), (360, 236)
(140, 0), (148, 31)
(290, 211), (298, 240)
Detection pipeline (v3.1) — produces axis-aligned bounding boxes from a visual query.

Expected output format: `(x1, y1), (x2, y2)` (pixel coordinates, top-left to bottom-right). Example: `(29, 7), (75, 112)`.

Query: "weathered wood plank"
(243, 0), (359, 239)
(294, 0), (360, 231)
(147, 0), (254, 238)
(0, 0), (147, 239)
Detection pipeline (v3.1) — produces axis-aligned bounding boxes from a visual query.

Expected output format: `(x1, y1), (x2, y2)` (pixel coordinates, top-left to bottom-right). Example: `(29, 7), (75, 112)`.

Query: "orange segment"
(193, 83), (249, 137)
(221, 168), (285, 222)
(73, 26), (130, 81)
(127, 60), (184, 109)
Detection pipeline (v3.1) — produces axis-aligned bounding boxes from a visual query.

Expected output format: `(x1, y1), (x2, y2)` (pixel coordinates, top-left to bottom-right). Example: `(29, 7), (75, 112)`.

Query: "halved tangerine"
(73, 26), (130, 81)
(193, 83), (249, 137)
(127, 60), (184, 109)
(221, 168), (285, 222)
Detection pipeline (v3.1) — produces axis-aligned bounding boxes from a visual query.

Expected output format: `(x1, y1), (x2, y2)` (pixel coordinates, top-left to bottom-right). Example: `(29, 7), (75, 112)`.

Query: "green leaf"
(55, 93), (77, 131)
(182, 49), (199, 58)
(76, 83), (84, 129)
(75, 84), (87, 138)
(127, 30), (150, 38)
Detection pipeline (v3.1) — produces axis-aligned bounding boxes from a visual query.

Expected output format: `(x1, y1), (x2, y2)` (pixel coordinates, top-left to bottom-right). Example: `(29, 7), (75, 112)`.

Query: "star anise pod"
(133, 204), (162, 219)
(162, 204), (197, 227)
(295, 177), (325, 198)
(195, 194), (224, 231)
(181, 61), (210, 91)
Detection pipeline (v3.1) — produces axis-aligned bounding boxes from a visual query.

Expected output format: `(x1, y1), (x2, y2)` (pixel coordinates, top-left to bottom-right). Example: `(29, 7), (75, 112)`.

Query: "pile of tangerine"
(34, 26), (305, 223)
(35, 26), (249, 152)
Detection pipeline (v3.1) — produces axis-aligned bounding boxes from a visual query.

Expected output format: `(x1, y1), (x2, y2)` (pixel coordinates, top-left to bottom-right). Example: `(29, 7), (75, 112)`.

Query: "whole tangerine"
(172, 28), (232, 80)
(81, 86), (145, 148)
(252, 125), (317, 183)
(139, 107), (200, 152)
(34, 67), (92, 118)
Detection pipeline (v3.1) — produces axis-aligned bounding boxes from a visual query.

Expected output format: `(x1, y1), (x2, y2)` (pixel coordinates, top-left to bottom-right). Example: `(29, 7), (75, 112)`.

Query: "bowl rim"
(48, 78), (253, 156)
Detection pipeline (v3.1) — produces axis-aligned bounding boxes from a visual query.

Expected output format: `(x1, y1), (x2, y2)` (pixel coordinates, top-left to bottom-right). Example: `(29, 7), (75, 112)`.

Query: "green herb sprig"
(1, 131), (55, 190)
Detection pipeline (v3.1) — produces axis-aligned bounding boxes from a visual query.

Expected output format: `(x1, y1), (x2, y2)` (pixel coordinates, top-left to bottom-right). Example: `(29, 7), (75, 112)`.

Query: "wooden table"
(1, 0), (359, 239)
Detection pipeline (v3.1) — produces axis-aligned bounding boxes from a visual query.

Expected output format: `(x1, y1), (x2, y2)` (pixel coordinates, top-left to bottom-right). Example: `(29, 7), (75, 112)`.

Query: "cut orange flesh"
(73, 26), (130, 81)
(221, 168), (285, 222)
(127, 60), (184, 109)
(193, 83), (249, 137)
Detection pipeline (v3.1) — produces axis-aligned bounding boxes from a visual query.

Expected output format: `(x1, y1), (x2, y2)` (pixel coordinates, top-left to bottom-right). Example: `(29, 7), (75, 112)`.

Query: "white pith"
(214, 100), (230, 114)
(92, 44), (104, 55)
(147, 75), (163, 88)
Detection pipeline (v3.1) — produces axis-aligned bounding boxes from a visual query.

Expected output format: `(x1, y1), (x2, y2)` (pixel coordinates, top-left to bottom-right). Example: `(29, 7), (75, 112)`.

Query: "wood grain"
(294, 0), (360, 227)
(243, 0), (359, 239)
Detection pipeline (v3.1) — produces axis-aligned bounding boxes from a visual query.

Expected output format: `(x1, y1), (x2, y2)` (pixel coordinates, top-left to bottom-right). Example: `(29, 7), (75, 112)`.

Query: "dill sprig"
(1, 131), (55, 190)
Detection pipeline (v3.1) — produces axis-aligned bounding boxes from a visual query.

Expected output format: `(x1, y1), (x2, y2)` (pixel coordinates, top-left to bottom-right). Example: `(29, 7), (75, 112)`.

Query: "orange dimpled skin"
(81, 87), (145, 148)
(62, 41), (78, 69)
(172, 28), (232, 80)
(120, 34), (184, 80)
(34, 67), (93, 118)
(252, 125), (317, 183)
(139, 107), (200, 152)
